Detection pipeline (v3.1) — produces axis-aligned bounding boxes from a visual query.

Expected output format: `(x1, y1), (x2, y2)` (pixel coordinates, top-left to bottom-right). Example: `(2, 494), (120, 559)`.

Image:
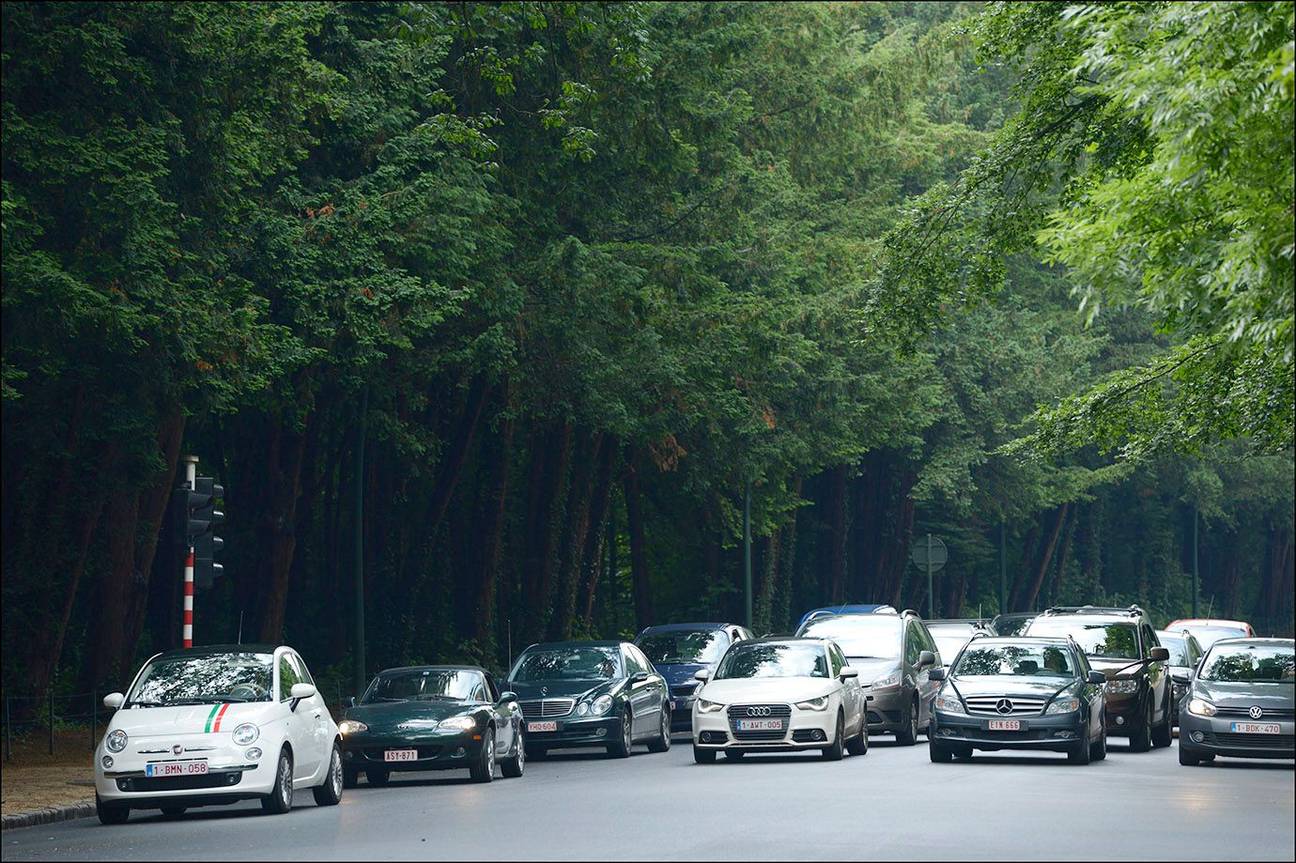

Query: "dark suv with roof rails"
(1024, 606), (1171, 752)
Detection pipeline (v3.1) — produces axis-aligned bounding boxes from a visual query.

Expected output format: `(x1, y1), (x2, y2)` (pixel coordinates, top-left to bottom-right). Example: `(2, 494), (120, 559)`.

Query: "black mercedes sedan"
(929, 636), (1108, 764)
(338, 665), (525, 786)
(1178, 638), (1294, 765)
(506, 640), (672, 758)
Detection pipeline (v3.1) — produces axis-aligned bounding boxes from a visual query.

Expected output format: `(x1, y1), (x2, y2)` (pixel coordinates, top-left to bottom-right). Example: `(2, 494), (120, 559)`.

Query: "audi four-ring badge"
(689, 638), (869, 763)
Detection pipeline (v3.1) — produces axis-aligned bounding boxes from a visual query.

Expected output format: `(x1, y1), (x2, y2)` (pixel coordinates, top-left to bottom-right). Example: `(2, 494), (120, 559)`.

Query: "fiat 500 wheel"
(261, 749), (294, 814)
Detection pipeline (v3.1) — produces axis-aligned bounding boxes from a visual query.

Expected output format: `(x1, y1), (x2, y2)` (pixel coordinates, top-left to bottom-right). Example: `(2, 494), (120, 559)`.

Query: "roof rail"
(1042, 605), (1143, 617)
(899, 608), (920, 618)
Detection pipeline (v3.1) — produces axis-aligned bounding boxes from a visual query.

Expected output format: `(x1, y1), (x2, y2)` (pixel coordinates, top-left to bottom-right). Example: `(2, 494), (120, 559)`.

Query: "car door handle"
(313, 711), (322, 720)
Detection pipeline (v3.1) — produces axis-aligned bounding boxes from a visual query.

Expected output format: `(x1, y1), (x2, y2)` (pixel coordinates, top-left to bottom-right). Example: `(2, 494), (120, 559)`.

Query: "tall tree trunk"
(578, 437), (618, 626)
(474, 415), (514, 644)
(827, 465), (849, 603)
(83, 489), (141, 690)
(772, 477), (802, 634)
(755, 530), (780, 634)
(551, 431), (604, 639)
(254, 419), (310, 642)
(426, 377), (491, 533)
(623, 447), (653, 629)
(1016, 503), (1070, 611)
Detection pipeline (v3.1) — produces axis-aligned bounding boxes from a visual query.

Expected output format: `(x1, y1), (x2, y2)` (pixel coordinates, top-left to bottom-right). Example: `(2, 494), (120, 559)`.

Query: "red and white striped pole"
(183, 455), (198, 649)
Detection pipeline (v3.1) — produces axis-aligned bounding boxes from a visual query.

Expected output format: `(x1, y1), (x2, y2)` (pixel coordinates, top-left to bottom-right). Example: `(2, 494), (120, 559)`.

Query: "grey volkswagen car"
(1156, 628), (1204, 727)
(1178, 637), (1294, 765)
(795, 609), (939, 744)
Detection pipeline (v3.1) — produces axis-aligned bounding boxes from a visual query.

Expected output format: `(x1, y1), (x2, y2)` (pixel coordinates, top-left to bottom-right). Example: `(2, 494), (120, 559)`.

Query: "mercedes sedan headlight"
(697, 699), (725, 713)
(795, 696), (829, 712)
(1106, 678), (1139, 695)
(1045, 697), (1080, 715)
(105, 729), (128, 753)
(1187, 697), (1217, 717)
(437, 715), (478, 732)
(590, 695), (614, 716)
(871, 671), (901, 691)
(232, 722), (260, 745)
(338, 719), (368, 736)
(933, 693), (965, 714)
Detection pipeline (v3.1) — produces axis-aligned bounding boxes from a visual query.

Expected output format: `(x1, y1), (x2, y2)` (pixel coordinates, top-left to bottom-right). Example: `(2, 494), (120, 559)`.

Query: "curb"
(1, 801), (96, 831)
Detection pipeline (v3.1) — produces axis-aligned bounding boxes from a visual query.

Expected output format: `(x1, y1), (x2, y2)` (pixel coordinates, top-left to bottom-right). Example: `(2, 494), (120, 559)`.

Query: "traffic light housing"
(192, 476), (224, 589)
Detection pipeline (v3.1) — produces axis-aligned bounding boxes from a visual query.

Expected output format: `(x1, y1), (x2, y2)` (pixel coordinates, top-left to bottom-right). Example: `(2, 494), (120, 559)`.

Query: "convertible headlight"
(1187, 697), (1217, 717)
(338, 719), (368, 736)
(795, 696), (829, 712)
(591, 695), (614, 716)
(871, 671), (901, 691)
(105, 729), (128, 753)
(232, 723), (260, 745)
(437, 715), (478, 732)
(1045, 697), (1080, 715)
(933, 693), (966, 714)
(697, 699), (725, 713)
(1105, 678), (1139, 695)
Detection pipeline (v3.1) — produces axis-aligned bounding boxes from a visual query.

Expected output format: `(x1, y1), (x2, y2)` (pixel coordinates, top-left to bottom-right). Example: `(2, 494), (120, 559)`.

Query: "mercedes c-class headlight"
(338, 719), (368, 735)
(933, 693), (965, 714)
(696, 699), (725, 713)
(105, 729), (128, 753)
(1187, 697), (1216, 717)
(795, 696), (829, 711)
(1045, 696), (1080, 715)
(1105, 678), (1139, 695)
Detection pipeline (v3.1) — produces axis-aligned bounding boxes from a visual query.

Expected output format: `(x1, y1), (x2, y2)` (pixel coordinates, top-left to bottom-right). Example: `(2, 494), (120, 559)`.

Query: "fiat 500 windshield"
(128, 653), (274, 706)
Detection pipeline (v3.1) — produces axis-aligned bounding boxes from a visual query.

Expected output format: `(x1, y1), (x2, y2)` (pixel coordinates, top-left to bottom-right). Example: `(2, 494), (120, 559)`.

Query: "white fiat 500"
(95, 644), (343, 824)
(691, 637), (867, 762)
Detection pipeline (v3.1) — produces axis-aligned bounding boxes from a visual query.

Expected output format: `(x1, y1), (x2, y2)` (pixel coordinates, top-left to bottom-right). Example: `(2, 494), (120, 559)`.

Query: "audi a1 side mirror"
(839, 667), (859, 680)
(928, 668), (946, 682)
(694, 669), (710, 682)
(1148, 647), (1170, 663)
(1087, 671), (1107, 685)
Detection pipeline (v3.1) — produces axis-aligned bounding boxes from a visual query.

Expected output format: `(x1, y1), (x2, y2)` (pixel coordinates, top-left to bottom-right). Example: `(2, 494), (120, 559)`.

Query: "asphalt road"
(4, 735), (1293, 861)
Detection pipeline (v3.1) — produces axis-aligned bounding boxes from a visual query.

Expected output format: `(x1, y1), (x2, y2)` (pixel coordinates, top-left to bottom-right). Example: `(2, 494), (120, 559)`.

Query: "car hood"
(654, 663), (708, 688)
(109, 702), (279, 737)
(1087, 657), (1148, 679)
(344, 700), (479, 734)
(699, 677), (837, 704)
(1193, 680), (1295, 710)
(950, 677), (1074, 700)
(843, 657), (902, 684)
(506, 679), (620, 701)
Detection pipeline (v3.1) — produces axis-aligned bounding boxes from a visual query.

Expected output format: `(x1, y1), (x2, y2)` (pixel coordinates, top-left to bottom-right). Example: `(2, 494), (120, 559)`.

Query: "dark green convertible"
(338, 665), (524, 786)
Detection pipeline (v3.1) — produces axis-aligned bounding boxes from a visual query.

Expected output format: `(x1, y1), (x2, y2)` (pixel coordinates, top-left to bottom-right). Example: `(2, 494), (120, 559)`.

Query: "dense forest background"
(3, 1), (1292, 703)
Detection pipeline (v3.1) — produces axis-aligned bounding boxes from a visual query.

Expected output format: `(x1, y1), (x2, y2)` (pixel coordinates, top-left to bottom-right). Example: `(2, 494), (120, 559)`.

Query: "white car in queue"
(691, 637), (868, 763)
(95, 643), (343, 824)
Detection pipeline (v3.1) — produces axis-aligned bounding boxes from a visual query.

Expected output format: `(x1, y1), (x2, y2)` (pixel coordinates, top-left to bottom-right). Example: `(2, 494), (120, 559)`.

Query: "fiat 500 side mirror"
(103, 692), (124, 710)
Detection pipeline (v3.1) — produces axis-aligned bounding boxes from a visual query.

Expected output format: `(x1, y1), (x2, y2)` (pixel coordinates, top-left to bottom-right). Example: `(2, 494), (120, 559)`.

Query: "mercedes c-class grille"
(964, 696), (1046, 716)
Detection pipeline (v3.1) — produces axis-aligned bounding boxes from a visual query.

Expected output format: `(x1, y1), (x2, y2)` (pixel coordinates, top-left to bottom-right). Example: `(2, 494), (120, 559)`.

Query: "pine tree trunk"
(474, 415), (514, 643)
(1017, 503), (1070, 611)
(578, 437), (618, 627)
(426, 377), (490, 532)
(827, 465), (849, 603)
(624, 448), (653, 629)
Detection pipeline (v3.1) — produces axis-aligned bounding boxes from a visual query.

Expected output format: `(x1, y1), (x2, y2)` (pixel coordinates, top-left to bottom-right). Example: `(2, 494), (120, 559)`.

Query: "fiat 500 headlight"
(338, 719), (368, 735)
(438, 715), (478, 732)
(697, 699), (725, 713)
(933, 693), (965, 714)
(590, 695), (614, 716)
(105, 729), (128, 753)
(232, 723), (260, 745)
(1106, 678), (1138, 695)
(795, 696), (829, 711)
(1045, 697), (1080, 715)
(1187, 697), (1216, 717)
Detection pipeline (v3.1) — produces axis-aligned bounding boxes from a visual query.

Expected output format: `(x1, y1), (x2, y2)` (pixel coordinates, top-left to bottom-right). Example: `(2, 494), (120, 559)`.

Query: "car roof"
(1167, 618), (1249, 627)
(373, 664), (490, 675)
(961, 636), (1075, 646)
(523, 640), (625, 650)
(638, 622), (733, 634)
(1205, 637), (1293, 647)
(736, 636), (831, 647)
(927, 619), (986, 627)
(153, 643), (279, 660)
(993, 611), (1038, 619)
(1029, 614), (1138, 626)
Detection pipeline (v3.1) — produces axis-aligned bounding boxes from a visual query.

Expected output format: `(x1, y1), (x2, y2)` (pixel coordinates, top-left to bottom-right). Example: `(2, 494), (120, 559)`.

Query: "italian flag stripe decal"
(203, 703), (229, 733)
(212, 703), (231, 732)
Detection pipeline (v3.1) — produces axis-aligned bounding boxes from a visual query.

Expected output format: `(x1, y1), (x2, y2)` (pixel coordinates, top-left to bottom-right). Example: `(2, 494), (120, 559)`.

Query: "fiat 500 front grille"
(964, 696), (1046, 716)
(519, 698), (576, 718)
(726, 704), (792, 741)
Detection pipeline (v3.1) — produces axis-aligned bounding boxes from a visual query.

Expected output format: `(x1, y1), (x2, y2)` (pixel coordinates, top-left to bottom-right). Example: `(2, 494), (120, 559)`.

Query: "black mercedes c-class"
(928, 636), (1108, 764)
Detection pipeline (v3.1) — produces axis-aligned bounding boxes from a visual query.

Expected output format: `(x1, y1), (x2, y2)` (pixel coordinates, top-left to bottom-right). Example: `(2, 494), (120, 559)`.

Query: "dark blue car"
(795, 604), (896, 632)
(635, 622), (754, 732)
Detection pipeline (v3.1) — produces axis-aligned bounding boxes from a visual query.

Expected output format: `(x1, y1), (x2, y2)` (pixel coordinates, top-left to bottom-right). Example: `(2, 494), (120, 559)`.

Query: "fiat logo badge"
(1249, 705), (1263, 719)
(172, 744), (184, 755)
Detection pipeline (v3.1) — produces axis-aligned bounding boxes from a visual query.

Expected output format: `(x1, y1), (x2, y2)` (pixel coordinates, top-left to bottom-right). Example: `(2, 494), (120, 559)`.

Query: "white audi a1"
(95, 643), (343, 824)
(691, 637), (868, 763)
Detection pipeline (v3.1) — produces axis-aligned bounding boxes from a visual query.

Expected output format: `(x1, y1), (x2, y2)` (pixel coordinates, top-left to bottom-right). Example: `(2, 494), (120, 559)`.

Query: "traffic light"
(192, 476), (224, 589)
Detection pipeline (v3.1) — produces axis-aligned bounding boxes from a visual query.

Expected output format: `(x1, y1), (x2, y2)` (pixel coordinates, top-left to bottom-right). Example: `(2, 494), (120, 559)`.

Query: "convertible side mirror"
(342, 696), (356, 709)
(693, 669), (710, 682)
(917, 650), (935, 669)
(1148, 647), (1170, 663)
(928, 668), (946, 682)
(498, 691), (518, 704)
(103, 692), (124, 710)
(1087, 670), (1107, 685)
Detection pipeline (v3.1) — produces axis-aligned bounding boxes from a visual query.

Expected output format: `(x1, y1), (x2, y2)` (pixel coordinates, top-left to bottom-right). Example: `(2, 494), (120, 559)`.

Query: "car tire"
(159, 806), (186, 818)
(96, 794), (130, 825)
(1179, 745), (1201, 766)
(1128, 702), (1153, 752)
(1090, 729), (1107, 762)
(501, 728), (526, 778)
(822, 712), (845, 761)
(1068, 736), (1092, 764)
(343, 767), (359, 789)
(724, 749), (745, 760)
(646, 706), (671, 753)
(1152, 699), (1173, 749)
(895, 697), (919, 746)
(313, 743), (344, 806)
(693, 744), (717, 764)
(928, 741), (953, 763)
(469, 727), (496, 783)
(365, 767), (390, 787)
(846, 721), (868, 756)
(607, 708), (633, 758)
(261, 748), (294, 814)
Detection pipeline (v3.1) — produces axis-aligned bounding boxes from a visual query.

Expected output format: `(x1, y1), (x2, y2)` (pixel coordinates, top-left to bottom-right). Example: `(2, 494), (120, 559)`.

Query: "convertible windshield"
(363, 669), (484, 703)
(1026, 620), (1139, 660)
(638, 630), (728, 665)
(797, 616), (901, 660)
(128, 653), (274, 706)
(713, 643), (828, 680)
(1200, 644), (1294, 683)
(510, 647), (620, 682)
(955, 644), (1077, 678)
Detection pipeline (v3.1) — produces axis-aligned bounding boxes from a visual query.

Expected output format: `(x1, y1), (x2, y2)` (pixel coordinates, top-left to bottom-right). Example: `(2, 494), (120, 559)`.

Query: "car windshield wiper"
(125, 701), (164, 708)
(370, 696), (408, 702)
(168, 697), (226, 705)
(415, 694), (462, 701)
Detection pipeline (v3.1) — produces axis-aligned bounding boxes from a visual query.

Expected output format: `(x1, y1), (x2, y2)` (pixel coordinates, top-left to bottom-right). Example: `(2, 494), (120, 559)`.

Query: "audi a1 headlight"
(338, 719), (368, 736)
(105, 729), (128, 753)
(1105, 678), (1139, 695)
(232, 723), (260, 745)
(795, 696), (829, 711)
(871, 671), (901, 691)
(591, 695), (614, 716)
(438, 715), (478, 732)
(1045, 697), (1080, 715)
(1187, 697), (1216, 717)
(696, 699), (725, 713)
(933, 693), (966, 714)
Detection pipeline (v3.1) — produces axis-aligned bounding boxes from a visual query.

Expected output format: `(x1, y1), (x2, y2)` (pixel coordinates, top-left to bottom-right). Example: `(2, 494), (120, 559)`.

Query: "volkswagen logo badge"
(746, 706), (772, 717)
(1249, 705), (1263, 719)
(995, 698), (1014, 715)
(172, 744), (184, 756)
